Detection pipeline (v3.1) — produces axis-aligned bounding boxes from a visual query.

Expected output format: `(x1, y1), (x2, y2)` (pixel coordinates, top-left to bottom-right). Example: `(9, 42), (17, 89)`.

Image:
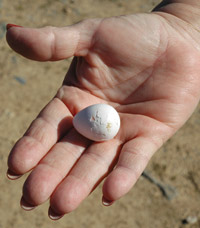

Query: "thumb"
(6, 19), (101, 61)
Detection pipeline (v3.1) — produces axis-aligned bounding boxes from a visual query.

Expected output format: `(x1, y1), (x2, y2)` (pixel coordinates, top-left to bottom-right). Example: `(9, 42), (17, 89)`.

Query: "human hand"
(6, 8), (200, 219)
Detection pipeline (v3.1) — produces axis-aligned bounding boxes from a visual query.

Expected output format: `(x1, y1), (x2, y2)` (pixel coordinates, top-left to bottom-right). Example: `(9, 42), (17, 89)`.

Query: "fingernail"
(48, 207), (63, 220)
(102, 196), (114, 206)
(20, 197), (36, 211)
(6, 24), (23, 31)
(7, 169), (22, 180)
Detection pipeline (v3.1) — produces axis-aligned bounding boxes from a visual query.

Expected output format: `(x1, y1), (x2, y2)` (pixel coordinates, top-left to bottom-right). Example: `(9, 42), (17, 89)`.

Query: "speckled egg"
(73, 104), (120, 141)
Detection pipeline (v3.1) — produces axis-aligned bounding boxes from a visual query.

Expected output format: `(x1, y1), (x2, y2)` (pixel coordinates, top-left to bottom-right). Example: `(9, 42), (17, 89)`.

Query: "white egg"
(73, 104), (120, 141)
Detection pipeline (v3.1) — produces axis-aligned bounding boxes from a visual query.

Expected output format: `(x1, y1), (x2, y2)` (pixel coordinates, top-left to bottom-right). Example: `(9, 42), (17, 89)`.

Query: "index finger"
(7, 97), (73, 176)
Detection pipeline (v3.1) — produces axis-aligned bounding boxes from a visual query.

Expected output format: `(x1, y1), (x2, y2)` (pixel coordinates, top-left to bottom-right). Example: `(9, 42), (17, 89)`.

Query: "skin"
(6, 0), (200, 219)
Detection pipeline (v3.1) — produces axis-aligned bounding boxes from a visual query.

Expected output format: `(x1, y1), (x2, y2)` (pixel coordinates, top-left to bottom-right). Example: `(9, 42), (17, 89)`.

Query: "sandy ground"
(0, 0), (200, 227)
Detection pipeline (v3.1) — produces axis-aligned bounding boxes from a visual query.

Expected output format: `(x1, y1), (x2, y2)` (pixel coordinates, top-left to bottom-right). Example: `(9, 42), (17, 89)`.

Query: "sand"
(0, 0), (200, 227)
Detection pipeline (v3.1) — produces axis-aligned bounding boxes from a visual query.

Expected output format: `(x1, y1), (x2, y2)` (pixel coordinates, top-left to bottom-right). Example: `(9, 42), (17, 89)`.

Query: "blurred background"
(0, 0), (200, 227)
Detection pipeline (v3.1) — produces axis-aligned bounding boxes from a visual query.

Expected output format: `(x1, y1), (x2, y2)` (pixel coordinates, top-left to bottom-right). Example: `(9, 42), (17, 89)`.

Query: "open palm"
(7, 13), (200, 219)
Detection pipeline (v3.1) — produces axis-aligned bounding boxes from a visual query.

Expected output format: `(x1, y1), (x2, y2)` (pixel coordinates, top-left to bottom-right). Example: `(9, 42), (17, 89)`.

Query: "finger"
(49, 139), (122, 215)
(7, 97), (73, 176)
(101, 114), (172, 204)
(21, 129), (91, 207)
(6, 19), (101, 61)
(102, 136), (157, 203)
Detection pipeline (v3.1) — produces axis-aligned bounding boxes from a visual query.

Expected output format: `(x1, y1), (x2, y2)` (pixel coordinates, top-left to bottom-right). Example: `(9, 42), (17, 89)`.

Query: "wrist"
(154, 0), (200, 9)
(153, 0), (200, 34)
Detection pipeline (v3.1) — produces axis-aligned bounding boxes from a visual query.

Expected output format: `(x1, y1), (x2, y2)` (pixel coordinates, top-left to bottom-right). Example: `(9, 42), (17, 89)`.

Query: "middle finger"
(49, 138), (122, 215)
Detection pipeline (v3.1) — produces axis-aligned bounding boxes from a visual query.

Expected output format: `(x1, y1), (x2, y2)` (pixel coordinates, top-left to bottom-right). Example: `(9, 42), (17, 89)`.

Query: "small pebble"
(182, 216), (198, 225)
(0, 22), (6, 39)
(11, 56), (17, 64)
(14, 76), (26, 85)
